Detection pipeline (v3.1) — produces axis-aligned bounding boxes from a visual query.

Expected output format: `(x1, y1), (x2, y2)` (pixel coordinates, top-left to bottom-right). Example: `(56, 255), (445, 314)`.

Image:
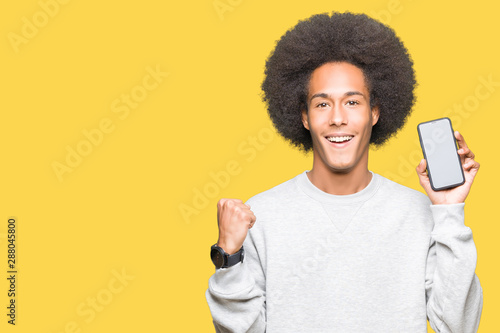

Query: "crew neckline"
(295, 170), (381, 204)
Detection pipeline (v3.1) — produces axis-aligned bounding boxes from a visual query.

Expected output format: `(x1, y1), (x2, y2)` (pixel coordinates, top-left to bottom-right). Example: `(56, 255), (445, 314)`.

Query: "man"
(206, 12), (482, 333)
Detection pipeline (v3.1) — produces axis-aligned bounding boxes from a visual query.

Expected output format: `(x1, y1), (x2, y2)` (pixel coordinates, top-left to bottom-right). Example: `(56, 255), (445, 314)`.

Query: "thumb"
(416, 159), (426, 175)
(416, 159), (432, 191)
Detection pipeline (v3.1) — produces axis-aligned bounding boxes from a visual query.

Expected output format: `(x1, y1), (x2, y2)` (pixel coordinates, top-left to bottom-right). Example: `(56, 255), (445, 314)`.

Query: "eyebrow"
(309, 91), (366, 104)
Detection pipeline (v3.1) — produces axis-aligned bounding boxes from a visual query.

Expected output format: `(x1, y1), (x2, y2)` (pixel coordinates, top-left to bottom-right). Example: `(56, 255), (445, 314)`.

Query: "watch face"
(211, 247), (224, 268)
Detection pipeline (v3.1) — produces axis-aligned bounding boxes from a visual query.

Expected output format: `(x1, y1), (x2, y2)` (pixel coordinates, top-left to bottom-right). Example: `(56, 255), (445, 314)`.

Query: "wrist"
(210, 244), (245, 269)
(216, 239), (240, 255)
(429, 197), (465, 205)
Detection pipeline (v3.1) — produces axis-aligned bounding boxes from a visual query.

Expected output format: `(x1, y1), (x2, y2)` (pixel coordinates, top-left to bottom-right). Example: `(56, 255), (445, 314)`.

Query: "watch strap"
(224, 246), (244, 268)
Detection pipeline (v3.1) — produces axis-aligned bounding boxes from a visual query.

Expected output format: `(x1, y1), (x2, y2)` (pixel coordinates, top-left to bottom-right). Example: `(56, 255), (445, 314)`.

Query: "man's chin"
(326, 163), (355, 174)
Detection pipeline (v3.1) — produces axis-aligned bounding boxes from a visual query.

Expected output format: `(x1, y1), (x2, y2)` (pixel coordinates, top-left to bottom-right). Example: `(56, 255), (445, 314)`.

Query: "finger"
(226, 199), (246, 209)
(416, 158), (427, 175)
(416, 159), (433, 192)
(247, 211), (257, 227)
(455, 131), (468, 152)
(457, 146), (475, 161)
(454, 130), (465, 145)
(249, 212), (256, 223)
(217, 198), (227, 208)
(455, 131), (475, 157)
(230, 199), (243, 205)
(217, 199), (227, 223)
(457, 147), (475, 159)
(455, 132), (477, 168)
(238, 203), (253, 213)
(463, 159), (480, 172)
(218, 198), (240, 209)
(248, 216), (256, 228)
(237, 205), (255, 219)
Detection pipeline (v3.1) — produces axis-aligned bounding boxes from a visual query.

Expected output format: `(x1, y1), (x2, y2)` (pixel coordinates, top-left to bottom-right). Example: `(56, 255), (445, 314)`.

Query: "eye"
(315, 102), (329, 108)
(346, 100), (360, 106)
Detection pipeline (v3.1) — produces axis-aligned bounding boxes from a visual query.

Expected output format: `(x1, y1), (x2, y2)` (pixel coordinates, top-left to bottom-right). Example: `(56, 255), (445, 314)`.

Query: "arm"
(205, 199), (266, 333)
(206, 230), (266, 333)
(417, 131), (483, 332)
(425, 203), (483, 333)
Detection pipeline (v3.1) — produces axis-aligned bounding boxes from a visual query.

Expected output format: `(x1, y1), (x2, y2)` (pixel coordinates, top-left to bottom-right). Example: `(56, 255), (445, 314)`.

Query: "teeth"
(327, 136), (353, 143)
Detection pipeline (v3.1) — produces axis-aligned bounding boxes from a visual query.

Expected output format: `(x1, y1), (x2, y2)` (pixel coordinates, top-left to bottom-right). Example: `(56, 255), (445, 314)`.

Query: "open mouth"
(325, 135), (354, 143)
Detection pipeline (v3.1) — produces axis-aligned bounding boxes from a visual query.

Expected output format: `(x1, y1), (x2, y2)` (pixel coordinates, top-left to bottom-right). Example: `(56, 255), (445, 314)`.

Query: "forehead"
(307, 62), (368, 98)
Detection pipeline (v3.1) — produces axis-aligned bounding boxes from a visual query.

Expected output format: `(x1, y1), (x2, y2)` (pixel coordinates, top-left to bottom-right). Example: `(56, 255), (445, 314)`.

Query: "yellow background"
(1, 0), (498, 332)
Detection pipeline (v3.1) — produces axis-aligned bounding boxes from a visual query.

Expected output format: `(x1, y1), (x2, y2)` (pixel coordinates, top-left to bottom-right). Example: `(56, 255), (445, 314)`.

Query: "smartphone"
(417, 117), (465, 191)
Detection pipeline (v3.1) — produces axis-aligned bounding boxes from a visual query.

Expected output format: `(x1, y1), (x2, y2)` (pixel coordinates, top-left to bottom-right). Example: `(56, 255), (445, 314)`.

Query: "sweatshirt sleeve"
(206, 229), (266, 333)
(425, 203), (483, 333)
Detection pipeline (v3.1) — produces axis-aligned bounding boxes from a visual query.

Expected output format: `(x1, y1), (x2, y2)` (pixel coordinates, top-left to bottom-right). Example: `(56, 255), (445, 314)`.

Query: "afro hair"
(261, 12), (417, 152)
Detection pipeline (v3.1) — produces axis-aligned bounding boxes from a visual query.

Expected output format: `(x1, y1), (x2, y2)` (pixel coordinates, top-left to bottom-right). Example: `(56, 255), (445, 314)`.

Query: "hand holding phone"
(416, 118), (480, 204)
(418, 118), (464, 191)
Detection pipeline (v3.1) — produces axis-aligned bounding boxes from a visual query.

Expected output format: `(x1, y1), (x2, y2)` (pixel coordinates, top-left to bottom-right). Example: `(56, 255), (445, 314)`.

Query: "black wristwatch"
(210, 244), (244, 269)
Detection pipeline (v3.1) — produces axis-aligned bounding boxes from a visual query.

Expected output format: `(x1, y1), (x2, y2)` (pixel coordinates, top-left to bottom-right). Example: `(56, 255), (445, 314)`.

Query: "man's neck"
(306, 164), (372, 196)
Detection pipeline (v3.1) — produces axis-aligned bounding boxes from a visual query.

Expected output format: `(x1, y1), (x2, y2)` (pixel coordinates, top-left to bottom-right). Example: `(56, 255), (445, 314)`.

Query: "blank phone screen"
(418, 118), (464, 190)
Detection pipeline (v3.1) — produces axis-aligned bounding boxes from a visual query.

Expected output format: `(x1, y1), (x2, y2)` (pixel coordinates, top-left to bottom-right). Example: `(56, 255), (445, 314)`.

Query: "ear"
(301, 109), (310, 130)
(371, 106), (380, 126)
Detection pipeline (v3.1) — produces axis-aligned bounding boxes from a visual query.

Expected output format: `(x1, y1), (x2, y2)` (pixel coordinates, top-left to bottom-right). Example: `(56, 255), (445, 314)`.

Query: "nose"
(328, 105), (347, 126)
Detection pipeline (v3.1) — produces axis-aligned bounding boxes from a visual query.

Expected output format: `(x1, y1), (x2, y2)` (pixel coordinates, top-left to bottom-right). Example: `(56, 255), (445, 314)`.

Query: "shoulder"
(244, 173), (303, 217)
(375, 173), (431, 208)
(245, 174), (299, 205)
(370, 174), (434, 232)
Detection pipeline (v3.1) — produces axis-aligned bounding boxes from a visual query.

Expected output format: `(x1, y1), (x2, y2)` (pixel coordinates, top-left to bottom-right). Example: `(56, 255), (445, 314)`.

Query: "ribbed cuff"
(430, 203), (466, 235)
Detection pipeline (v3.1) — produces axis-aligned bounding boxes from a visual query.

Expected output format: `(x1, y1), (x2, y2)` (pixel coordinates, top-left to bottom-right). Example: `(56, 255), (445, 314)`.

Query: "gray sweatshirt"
(206, 171), (483, 332)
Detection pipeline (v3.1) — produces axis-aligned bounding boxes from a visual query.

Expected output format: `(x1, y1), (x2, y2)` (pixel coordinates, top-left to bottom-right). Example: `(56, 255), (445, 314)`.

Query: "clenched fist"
(216, 198), (256, 255)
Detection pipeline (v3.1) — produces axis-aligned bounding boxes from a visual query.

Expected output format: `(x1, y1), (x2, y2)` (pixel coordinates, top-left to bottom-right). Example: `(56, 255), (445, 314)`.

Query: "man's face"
(301, 62), (379, 174)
